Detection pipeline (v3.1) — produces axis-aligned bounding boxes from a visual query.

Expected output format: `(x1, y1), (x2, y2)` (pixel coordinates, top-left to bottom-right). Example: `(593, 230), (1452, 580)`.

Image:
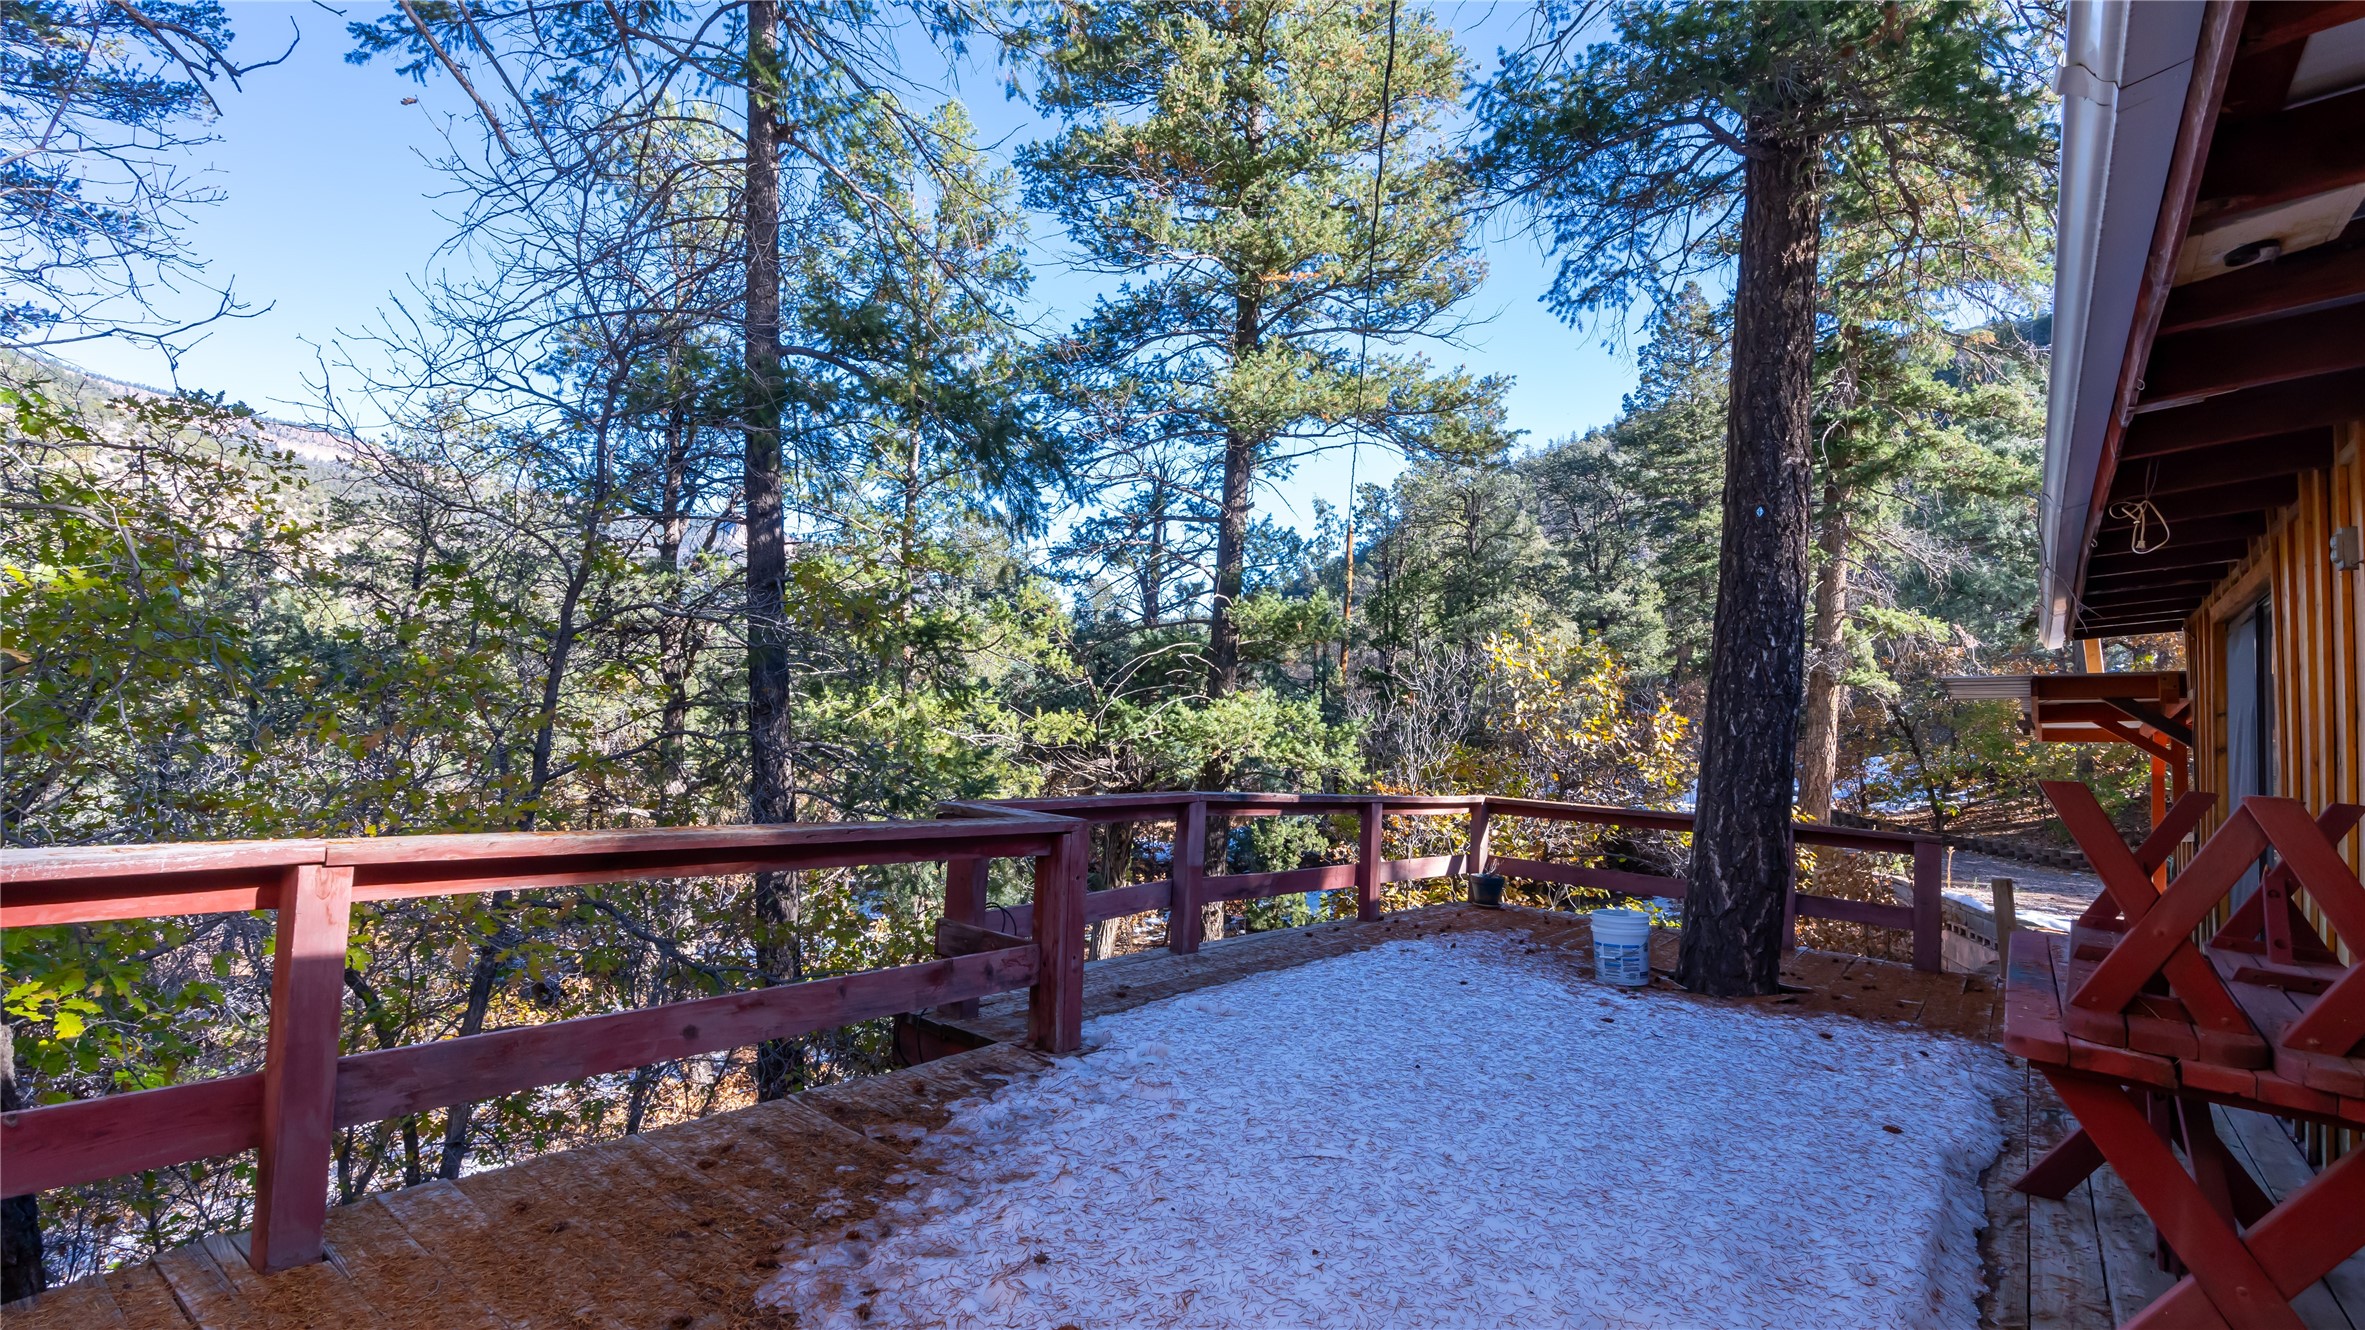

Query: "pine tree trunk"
(1141, 480), (1165, 628)
(1198, 291), (1260, 947)
(743, 0), (804, 1101)
(1087, 823), (1127, 960)
(1675, 129), (1823, 999)
(1207, 293), (1261, 700)
(1194, 812), (1228, 944)
(655, 401), (700, 811)
(2, 1023), (45, 1302)
(1796, 482), (1850, 822)
(1207, 431), (1251, 697)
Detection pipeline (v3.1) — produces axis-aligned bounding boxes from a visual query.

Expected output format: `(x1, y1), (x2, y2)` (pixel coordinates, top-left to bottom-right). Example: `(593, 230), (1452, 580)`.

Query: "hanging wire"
(2106, 458), (2172, 554)
(1341, 0), (1400, 673)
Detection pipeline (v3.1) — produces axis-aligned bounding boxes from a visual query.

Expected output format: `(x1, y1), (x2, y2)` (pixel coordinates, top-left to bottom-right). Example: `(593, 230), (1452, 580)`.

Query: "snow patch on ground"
(761, 932), (2012, 1329)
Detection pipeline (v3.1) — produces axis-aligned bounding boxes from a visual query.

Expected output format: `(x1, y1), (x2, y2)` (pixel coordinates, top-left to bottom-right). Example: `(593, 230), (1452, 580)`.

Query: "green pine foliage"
(2, 0), (2152, 1284)
(1017, 0), (1510, 701)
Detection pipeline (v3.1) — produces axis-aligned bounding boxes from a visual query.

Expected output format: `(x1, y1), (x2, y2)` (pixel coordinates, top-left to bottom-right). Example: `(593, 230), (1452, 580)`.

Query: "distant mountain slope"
(3, 350), (356, 467)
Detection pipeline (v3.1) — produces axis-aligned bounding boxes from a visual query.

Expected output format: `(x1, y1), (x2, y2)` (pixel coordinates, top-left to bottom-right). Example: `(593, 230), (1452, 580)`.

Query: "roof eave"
(2039, 1), (2209, 648)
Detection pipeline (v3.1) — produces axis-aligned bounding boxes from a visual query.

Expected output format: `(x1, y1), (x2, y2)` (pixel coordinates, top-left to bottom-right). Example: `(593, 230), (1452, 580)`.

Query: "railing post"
(1355, 799), (1385, 922)
(1028, 823), (1087, 1054)
(1465, 799), (1492, 880)
(941, 856), (988, 1018)
(944, 856), (987, 925)
(1990, 877), (2017, 957)
(251, 862), (351, 1272)
(1169, 799), (1206, 954)
(1911, 838), (1944, 973)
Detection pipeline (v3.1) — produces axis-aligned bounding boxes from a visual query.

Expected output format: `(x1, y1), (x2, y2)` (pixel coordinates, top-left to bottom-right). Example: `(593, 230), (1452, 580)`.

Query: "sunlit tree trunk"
(1141, 478), (1166, 629)
(2, 1023), (45, 1301)
(653, 395), (705, 815)
(1207, 292), (1262, 701)
(743, 0), (805, 1100)
(1797, 483), (1851, 822)
(1677, 127), (1823, 998)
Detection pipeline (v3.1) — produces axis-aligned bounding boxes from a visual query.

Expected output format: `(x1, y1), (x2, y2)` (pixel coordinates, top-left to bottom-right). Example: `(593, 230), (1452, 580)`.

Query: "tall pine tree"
(1018, 0), (1507, 706)
(1480, 0), (2050, 995)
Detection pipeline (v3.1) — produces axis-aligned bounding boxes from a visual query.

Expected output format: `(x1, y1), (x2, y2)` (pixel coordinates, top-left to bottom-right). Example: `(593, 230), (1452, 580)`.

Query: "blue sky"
(60, 2), (1645, 532)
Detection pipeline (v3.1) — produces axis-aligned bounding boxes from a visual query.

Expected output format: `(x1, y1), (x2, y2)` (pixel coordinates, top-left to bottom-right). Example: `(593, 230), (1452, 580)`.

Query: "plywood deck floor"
(8, 903), (2359, 1329)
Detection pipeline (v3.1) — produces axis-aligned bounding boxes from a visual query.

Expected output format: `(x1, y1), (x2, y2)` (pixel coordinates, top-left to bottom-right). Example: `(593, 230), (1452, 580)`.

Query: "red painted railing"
(1474, 796), (1947, 962)
(0, 791), (1942, 1273)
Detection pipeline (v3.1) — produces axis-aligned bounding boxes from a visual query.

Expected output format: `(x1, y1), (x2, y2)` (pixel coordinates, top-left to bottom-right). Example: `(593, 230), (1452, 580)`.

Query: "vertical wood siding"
(2184, 426), (2363, 1167)
(2187, 424), (2364, 891)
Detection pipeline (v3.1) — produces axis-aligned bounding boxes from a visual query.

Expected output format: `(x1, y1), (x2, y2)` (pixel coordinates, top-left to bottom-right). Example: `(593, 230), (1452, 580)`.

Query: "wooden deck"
(8, 903), (2361, 1329)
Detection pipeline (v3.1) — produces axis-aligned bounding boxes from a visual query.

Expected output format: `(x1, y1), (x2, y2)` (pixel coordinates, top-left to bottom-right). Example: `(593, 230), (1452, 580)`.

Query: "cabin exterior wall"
(2185, 424), (2364, 925)
(2183, 425), (2362, 1165)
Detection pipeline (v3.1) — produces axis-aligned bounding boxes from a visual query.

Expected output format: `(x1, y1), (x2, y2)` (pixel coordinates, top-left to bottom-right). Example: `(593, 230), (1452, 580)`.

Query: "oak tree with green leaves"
(1479, 0), (2052, 995)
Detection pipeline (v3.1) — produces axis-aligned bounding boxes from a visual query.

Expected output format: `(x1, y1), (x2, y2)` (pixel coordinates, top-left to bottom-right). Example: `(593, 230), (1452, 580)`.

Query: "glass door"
(2223, 599), (2273, 904)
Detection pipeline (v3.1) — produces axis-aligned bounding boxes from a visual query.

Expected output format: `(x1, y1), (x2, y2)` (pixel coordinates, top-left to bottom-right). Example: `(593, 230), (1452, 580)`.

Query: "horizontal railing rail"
(0, 807), (1090, 1273)
(1472, 796), (1943, 970)
(0, 787), (1943, 1277)
(947, 792), (1478, 937)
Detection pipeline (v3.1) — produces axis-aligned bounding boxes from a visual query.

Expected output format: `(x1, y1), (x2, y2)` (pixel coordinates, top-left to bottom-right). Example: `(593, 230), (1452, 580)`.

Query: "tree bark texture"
(743, 0), (805, 1101)
(1206, 292), (1262, 700)
(1086, 822), (1131, 960)
(2, 1024), (45, 1302)
(1197, 808), (1232, 942)
(1141, 479), (1165, 629)
(1796, 482), (1850, 822)
(1676, 131), (1823, 998)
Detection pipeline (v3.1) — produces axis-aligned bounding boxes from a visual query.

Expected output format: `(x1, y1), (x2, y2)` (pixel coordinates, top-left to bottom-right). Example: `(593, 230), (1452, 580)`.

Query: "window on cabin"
(2223, 598), (2274, 905)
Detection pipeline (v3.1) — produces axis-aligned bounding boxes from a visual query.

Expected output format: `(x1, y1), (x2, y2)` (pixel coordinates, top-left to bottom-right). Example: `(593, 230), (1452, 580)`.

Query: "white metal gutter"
(2039, 1), (2208, 647)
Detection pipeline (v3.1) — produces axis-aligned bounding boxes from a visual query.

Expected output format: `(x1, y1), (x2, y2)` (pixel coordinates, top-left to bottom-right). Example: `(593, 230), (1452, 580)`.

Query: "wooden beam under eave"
(2076, 585), (2224, 614)
(2220, 3), (2365, 118)
(2238, 1), (2365, 54)
(2122, 376), (2365, 457)
(2080, 608), (2211, 634)
(2139, 303), (2365, 410)
(2093, 512), (2267, 548)
(2221, 45), (2308, 121)
(2073, 606), (2196, 624)
(2068, 619), (2197, 641)
(2074, 599), (2221, 625)
(2086, 538), (2257, 578)
(2078, 563), (2229, 590)
(2157, 224), (2365, 334)
(2123, 475), (2300, 522)
(2072, 605), (2218, 633)
(2032, 721), (2186, 761)
(2069, 602), (2205, 625)
(2192, 86), (2365, 225)
(2036, 699), (2196, 739)
(2090, 563), (2232, 596)
(2025, 672), (2188, 702)
(2107, 430), (2336, 499)
(2081, 556), (2238, 584)
(2075, 562), (2232, 587)
(2033, 724), (2155, 742)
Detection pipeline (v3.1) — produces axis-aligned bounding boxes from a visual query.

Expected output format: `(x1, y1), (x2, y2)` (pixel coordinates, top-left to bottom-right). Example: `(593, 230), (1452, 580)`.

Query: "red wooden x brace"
(2045, 1071), (2365, 1330)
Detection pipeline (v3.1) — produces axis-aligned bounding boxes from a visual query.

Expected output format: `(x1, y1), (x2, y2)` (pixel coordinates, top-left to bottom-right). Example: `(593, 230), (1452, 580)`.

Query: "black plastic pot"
(1469, 872), (1507, 909)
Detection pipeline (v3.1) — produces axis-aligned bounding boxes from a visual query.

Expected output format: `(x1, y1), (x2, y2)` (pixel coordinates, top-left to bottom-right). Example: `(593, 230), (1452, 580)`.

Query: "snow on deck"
(763, 931), (2012, 1329)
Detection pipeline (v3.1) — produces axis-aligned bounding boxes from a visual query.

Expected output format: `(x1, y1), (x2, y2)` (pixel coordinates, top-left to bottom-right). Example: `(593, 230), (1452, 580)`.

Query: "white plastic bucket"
(1589, 908), (1652, 987)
